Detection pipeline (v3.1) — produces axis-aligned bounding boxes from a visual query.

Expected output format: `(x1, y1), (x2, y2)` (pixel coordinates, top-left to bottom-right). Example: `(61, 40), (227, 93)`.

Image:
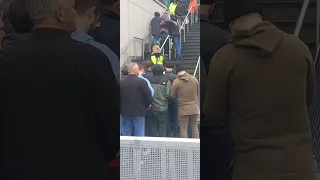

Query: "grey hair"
(126, 62), (137, 74)
(26, 0), (68, 21)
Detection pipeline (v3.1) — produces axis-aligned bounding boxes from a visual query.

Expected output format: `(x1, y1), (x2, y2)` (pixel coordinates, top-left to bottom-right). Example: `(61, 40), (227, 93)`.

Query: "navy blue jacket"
(91, 9), (120, 58)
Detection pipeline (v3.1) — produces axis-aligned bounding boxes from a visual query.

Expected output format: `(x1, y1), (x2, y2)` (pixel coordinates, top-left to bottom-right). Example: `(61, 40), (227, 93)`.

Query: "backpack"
(175, 4), (187, 16)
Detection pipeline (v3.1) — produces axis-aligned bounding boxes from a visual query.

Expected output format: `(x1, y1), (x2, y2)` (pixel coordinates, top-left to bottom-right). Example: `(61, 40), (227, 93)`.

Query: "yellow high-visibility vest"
(169, 3), (177, 15)
(151, 55), (164, 65)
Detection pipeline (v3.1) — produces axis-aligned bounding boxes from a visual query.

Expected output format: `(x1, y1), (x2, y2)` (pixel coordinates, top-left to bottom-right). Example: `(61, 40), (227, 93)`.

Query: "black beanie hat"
(224, 0), (262, 25)
(176, 65), (185, 73)
(201, 0), (216, 5)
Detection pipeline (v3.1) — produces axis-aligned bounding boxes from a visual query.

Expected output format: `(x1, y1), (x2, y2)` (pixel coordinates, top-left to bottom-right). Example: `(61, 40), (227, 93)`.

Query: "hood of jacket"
(231, 21), (283, 57)
(3, 33), (30, 51)
(178, 72), (192, 81)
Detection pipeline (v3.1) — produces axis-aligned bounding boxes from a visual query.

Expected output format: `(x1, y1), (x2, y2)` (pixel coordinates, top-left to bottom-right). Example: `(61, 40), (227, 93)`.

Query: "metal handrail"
(160, 34), (172, 59)
(317, 0), (320, 49)
(193, 56), (201, 78)
(120, 37), (144, 54)
(294, 0), (310, 36)
(179, 8), (193, 33)
(315, 42), (320, 65)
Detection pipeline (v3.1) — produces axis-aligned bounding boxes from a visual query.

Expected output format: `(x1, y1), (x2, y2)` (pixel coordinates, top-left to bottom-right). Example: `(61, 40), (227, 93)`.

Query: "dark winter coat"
(0, 28), (119, 180)
(204, 21), (318, 180)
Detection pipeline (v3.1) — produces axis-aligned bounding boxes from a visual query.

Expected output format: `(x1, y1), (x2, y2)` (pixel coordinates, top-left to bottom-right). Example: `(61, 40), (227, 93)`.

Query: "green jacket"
(149, 75), (171, 112)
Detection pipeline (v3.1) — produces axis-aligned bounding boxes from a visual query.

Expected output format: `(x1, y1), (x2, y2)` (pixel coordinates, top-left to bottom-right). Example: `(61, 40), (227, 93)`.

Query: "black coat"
(150, 16), (162, 36)
(92, 9), (120, 58)
(120, 75), (152, 117)
(0, 28), (119, 180)
(200, 15), (233, 180)
(200, 15), (229, 73)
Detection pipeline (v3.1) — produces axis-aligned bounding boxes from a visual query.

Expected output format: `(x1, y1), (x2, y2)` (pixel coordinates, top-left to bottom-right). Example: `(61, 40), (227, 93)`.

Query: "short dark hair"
(74, 0), (102, 15)
(137, 62), (145, 71)
(154, 12), (160, 17)
(121, 65), (128, 76)
(152, 65), (164, 75)
(143, 60), (154, 70)
(6, 0), (33, 33)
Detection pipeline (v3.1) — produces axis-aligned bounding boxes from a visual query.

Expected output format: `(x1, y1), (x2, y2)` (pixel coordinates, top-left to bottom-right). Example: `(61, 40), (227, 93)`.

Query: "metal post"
(317, 0), (320, 49)
(134, 40), (137, 60)
(169, 38), (172, 59)
(294, 0), (310, 36)
(184, 23), (186, 42)
(142, 41), (145, 60)
(180, 33), (182, 49)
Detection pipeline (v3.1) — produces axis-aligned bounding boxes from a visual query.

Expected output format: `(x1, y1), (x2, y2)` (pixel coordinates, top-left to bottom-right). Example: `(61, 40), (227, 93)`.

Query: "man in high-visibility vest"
(169, 0), (178, 15)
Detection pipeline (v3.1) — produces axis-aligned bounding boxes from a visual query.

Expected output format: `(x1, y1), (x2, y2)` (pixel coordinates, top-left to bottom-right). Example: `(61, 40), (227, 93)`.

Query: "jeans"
(168, 100), (179, 137)
(179, 114), (199, 138)
(153, 35), (161, 45)
(173, 36), (181, 57)
(176, 15), (186, 27)
(150, 110), (168, 137)
(120, 115), (145, 136)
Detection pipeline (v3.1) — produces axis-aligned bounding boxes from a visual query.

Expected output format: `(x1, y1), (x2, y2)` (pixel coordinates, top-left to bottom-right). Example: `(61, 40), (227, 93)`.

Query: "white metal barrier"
(120, 136), (200, 180)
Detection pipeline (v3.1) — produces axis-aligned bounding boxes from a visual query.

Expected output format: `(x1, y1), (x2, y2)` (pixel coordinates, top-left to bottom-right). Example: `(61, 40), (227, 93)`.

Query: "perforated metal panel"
(120, 136), (200, 180)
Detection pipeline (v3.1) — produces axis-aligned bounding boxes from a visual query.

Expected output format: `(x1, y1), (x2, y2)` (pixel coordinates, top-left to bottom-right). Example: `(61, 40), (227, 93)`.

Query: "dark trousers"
(107, 167), (119, 179)
(150, 110), (168, 137)
(145, 109), (155, 136)
(201, 127), (234, 180)
(160, 32), (169, 55)
(168, 100), (179, 137)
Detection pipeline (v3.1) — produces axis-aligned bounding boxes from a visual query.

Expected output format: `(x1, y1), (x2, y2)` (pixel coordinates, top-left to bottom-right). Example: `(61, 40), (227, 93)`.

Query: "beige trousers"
(179, 114), (199, 138)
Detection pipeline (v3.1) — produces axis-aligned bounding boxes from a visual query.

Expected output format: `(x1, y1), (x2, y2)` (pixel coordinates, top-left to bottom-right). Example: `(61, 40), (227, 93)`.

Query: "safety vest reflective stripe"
(151, 55), (164, 65)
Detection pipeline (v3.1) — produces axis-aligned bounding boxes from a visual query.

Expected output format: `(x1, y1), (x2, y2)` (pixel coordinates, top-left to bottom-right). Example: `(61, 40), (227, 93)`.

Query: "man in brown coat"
(171, 65), (199, 138)
(203, 0), (319, 179)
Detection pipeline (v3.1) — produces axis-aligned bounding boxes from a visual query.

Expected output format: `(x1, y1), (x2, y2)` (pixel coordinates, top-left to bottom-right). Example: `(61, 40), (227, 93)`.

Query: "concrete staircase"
(213, 0), (317, 56)
(169, 22), (200, 78)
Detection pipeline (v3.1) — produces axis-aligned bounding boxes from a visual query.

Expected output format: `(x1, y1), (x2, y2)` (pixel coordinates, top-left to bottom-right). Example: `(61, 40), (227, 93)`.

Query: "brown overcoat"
(204, 22), (318, 180)
(171, 72), (199, 117)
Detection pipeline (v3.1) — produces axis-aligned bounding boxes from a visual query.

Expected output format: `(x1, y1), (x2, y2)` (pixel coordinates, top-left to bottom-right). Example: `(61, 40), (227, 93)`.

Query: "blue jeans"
(120, 116), (145, 136)
(173, 36), (181, 57)
(153, 35), (161, 45)
(168, 100), (179, 137)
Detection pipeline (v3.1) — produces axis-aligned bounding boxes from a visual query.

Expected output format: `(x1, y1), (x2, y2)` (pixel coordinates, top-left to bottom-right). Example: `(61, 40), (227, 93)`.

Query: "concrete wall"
(120, 0), (167, 66)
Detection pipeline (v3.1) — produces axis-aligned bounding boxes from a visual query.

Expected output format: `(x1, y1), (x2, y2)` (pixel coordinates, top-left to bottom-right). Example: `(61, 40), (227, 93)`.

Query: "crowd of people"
(0, 0), (120, 179)
(201, 0), (320, 180)
(150, 0), (199, 59)
(120, 61), (200, 138)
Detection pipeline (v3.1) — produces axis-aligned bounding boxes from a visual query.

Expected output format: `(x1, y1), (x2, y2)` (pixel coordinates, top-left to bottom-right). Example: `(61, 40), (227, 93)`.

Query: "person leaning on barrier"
(200, 0), (233, 179)
(0, 0), (119, 179)
(204, 0), (319, 179)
